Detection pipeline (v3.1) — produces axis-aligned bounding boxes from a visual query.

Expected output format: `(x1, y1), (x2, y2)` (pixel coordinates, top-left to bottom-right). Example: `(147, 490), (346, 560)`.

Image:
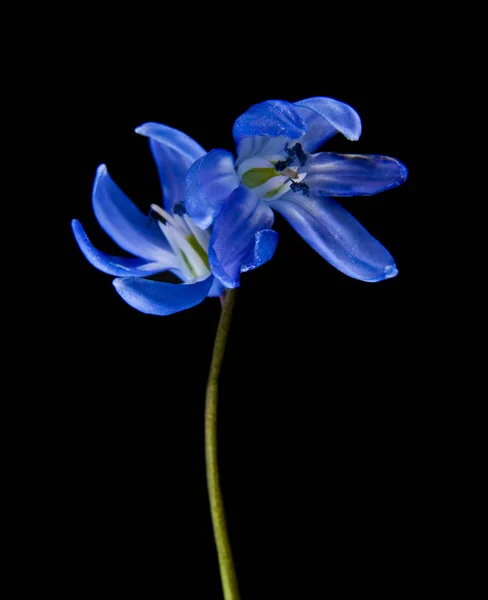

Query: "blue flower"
(72, 123), (278, 315)
(186, 97), (408, 287)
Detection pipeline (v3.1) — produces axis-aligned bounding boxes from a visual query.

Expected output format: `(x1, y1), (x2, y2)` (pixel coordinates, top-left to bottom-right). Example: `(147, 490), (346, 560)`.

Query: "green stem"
(205, 288), (240, 600)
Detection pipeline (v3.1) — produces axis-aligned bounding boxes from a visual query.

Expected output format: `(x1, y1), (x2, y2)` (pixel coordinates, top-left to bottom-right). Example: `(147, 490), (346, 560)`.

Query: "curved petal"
(72, 219), (177, 276)
(185, 149), (240, 230)
(113, 275), (214, 316)
(136, 122), (205, 212)
(92, 165), (172, 262)
(293, 97), (362, 152)
(208, 185), (274, 288)
(240, 229), (279, 273)
(233, 100), (306, 144)
(207, 277), (226, 298)
(270, 192), (398, 282)
(235, 135), (289, 166)
(305, 153), (408, 196)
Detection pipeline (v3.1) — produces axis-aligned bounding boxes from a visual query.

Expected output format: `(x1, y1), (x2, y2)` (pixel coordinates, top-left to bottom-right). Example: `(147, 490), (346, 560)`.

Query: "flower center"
(150, 203), (211, 282)
(237, 142), (310, 200)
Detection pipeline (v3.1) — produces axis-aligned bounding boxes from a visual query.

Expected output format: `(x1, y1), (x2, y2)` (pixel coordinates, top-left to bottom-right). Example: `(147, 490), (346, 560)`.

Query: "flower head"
(186, 97), (407, 287)
(72, 123), (277, 315)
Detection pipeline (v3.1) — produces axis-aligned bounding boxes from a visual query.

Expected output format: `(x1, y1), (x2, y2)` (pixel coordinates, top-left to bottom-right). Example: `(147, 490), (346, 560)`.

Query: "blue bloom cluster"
(73, 97), (407, 315)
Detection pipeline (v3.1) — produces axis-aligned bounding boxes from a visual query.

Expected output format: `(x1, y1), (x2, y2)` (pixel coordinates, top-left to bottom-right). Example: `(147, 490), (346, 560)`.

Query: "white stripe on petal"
(170, 227), (210, 279)
(158, 223), (192, 281)
(183, 214), (210, 251)
(237, 156), (276, 179)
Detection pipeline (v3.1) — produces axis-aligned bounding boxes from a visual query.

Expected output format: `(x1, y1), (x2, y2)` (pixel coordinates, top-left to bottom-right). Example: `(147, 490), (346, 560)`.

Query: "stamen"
(173, 201), (186, 216)
(293, 143), (307, 167)
(284, 142), (307, 165)
(150, 204), (178, 228)
(290, 181), (310, 196)
(275, 157), (293, 172)
(281, 167), (299, 179)
(284, 142), (296, 160)
(148, 206), (165, 225)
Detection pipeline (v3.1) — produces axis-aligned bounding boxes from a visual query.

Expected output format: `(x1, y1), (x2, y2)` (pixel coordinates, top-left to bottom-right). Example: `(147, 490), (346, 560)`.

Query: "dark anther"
(283, 142), (307, 167)
(275, 158), (293, 171)
(293, 143), (307, 167)
(173, 201), (187, 216)
(284, 142), (296, 160)
(148, 207), (166, 224)
(290, 181), (310, 196)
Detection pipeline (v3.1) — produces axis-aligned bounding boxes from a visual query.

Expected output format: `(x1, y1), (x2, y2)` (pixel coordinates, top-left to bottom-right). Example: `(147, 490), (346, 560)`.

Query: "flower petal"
(240, 229), (279, 273)
(233, 100), (306, 144)
(72, 219), (178, 276)
(304, 153), (408, 196)
(208, 277), (226, 298)
(208, 185), (274, 288)
(92, 165), (171, 262)
(135, 122), (206, 212)
(185, 149), (240, 230)
(293, 97), (362, 152)
(113, 275), (214, 315)
(270, 192), (398, 282)
(235, 136), (289, 166)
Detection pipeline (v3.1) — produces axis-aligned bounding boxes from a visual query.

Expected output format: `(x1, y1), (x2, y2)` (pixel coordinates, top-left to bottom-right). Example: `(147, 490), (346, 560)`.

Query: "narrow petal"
(113, 275), (214, 316)
(293, 97), (362, 152)
(233, 100), (306, 144)
(92, 165), (172, 262)
(71, 219), (177, 276)
(270, 192), (398, 282)
(185, 149), (240, 230)
(135, 122), (205, 212)
(240, 229), (279, 273)
(208, 185), (274, 288)
(305, 153), (408, 197)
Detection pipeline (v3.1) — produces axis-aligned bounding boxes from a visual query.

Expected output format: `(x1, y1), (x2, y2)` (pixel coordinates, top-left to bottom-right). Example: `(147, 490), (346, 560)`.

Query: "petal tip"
(134, 123), (154, 137)
(342, 116), (361, 141)
(384, 264), (398, 279)
(96, 163), (108, 179)
(348, 125), (362, 141)
(398, 160), (408, 183)
(112, 277), (125, 290)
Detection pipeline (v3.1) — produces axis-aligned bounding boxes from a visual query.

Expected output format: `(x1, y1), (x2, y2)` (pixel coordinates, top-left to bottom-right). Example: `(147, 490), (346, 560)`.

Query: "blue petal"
(113, 275), (214, 315)
(208, 185), (275, 288)
(293, 97), (362, 152)
(270, 192), (398, 282)
(240, 229), (279, 273)
(305, 153), (408, 197)
(136, 122), (205, 213)
(185, 149), (239, 230)
(208, 277), (226, 298)
(233, 100), (306, 144)
(92, 165), (172, 262)
(72, 219), (177, 276)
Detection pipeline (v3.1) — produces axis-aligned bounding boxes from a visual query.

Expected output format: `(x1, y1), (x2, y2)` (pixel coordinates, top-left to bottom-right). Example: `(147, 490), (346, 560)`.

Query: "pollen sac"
(293, 143), (307, 167)
(290, 181), (310, 196)
(284, 142), (296, 160)
(275, 157), (293, 172)
(173, 201), (187, 216)
(283, 142), (307, 167)
(149, 206), (167, 224)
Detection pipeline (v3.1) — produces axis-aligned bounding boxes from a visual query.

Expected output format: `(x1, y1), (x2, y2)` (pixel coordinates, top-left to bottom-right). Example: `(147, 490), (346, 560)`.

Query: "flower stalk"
(205, 289), (240, 600)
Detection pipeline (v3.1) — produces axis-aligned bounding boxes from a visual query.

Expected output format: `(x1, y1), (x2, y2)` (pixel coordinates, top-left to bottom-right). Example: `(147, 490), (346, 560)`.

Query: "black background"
(35, 13), (442, 598)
